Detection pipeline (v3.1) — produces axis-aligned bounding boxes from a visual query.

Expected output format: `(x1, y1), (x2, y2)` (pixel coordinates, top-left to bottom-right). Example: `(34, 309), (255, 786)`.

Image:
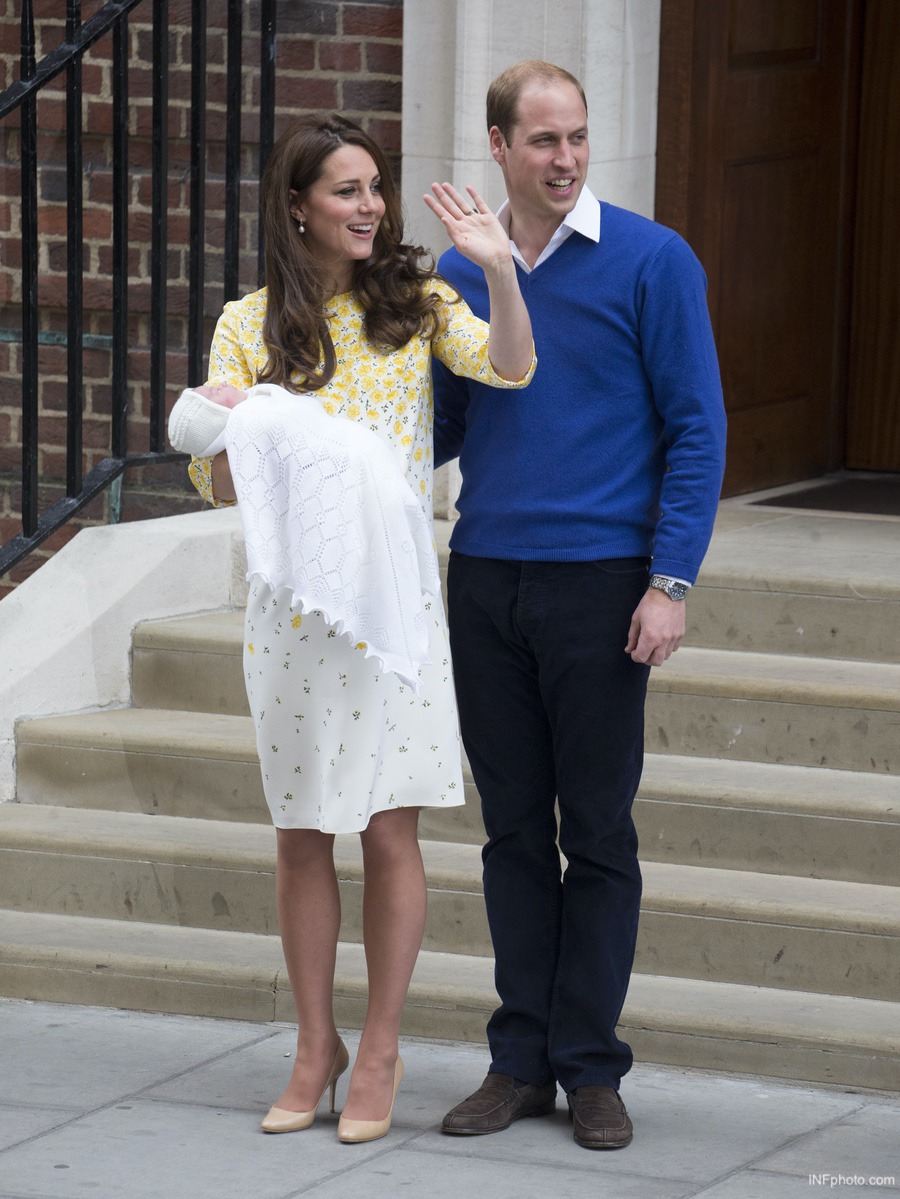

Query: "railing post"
(150, 0), (169, 452)
(188, 0), (207, 386)
(258, 0), (276, 284)
(19, 0), (38, 538)
(224, 0), (242, 303)
(111, 11), (129, 460)
(66, 0), (84, 497)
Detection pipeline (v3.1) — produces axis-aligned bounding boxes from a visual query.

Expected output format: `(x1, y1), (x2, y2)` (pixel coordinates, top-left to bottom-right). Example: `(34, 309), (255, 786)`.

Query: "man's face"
(490, 81), (589, 225)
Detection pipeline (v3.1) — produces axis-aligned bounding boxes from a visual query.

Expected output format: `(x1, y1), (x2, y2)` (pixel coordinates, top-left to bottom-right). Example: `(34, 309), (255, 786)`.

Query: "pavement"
(0, 999), (898, 1198)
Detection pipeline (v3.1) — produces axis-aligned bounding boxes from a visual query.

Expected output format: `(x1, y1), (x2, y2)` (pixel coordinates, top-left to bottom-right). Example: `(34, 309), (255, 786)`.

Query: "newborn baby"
(167, 382), (248, 457)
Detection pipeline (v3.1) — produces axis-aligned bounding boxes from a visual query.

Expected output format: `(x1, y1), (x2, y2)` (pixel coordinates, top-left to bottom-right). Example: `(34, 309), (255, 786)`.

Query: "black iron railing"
(0, 0), (277, 576)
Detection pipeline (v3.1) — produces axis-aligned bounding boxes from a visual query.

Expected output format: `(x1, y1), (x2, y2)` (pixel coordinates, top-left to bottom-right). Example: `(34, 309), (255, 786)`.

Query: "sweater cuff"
(650, 557), (700, 586)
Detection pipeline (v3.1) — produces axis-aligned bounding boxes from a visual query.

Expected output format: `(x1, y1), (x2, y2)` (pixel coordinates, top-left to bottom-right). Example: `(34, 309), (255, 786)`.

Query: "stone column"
(402, 0), (662, 517)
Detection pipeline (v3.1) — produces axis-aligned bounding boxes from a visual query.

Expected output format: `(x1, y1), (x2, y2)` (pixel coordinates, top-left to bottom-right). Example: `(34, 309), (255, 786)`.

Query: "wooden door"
(656, 0), (862, 495)
(846, 0), (900, 469)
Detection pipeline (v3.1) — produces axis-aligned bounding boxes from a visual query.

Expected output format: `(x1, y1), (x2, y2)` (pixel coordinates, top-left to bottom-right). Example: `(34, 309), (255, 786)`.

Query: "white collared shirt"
(496, 185), (601, 274)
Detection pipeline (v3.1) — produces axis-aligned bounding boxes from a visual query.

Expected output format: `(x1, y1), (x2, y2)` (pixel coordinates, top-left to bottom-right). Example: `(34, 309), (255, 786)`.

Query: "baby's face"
(196, 383), (247, 409)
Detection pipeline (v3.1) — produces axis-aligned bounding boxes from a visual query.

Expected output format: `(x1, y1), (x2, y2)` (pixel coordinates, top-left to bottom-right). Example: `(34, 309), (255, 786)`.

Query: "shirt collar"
(496, 185), (601, 243)
(497, 186), (600, 272)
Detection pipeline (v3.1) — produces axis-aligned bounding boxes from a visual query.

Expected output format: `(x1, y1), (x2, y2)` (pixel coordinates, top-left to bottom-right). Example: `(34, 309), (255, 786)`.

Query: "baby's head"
(196, 382), (247, 409)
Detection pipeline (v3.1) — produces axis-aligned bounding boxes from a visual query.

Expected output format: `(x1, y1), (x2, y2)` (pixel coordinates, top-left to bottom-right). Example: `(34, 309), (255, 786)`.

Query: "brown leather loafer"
(441, 1073), (557, 1135)
(567, 1086), (633, 1149)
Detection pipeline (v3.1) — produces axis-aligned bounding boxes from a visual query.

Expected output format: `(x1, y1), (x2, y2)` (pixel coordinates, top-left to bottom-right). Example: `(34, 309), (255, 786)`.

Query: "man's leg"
(531, 559), (651, 1095)
(447, 552), (561, 1086)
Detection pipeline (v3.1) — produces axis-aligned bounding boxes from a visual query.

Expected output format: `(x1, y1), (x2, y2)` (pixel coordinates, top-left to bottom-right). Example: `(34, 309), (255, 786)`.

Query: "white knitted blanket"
(224, 383), (441, 689)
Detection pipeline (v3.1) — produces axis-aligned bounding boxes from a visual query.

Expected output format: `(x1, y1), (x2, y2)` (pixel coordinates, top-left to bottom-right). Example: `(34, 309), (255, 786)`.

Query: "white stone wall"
(402, 0), (662, 516)
(0, 509), (247, 803)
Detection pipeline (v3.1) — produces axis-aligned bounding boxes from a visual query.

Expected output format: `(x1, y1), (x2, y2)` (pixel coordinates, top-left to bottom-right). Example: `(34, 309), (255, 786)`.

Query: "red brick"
(279, 2), (338, 37)
(39, 380), (68, 412)
(342, 78), (401, 114)
(38, 206), (111, 240)
(278, 37), (316, 72)
(343, 4), (402, 39)
(365, 40), (402, 75)
(275, 74), (340, 112)
(2, 236), (22, 270)
(366, 115), (401, 153)
(319, 39), (362, 72)
(39, 521), (83, 553)
(120, 489), (199, 522)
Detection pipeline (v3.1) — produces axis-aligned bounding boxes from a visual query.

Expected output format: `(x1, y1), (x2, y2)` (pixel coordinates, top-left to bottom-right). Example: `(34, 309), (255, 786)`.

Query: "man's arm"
(627, 235), (727, 665)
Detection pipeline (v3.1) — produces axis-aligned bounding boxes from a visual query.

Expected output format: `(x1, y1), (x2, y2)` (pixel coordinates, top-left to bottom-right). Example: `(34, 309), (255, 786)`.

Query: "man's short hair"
(486, 60), (587, 142)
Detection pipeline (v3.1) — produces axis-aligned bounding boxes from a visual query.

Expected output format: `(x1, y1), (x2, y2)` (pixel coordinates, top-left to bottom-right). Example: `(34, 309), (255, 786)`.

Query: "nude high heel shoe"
(261, 1039), (350, 1133)
(337, 1056), (404, 1144)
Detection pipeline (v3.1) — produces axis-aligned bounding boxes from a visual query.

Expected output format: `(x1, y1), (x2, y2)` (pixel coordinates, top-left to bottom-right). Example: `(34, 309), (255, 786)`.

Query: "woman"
(185, 115), (534, 1143)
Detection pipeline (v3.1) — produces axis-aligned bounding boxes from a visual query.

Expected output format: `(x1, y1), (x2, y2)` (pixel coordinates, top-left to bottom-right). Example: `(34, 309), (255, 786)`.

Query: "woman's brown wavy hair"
(258, 115), (452, 392)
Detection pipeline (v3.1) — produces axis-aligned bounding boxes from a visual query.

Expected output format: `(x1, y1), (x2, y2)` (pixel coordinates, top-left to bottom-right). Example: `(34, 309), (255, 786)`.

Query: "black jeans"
(448, 552), (651, 1092)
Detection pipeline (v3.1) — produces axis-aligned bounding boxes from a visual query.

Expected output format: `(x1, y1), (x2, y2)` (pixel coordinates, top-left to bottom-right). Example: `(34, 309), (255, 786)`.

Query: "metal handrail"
(1, 0), (277, 577)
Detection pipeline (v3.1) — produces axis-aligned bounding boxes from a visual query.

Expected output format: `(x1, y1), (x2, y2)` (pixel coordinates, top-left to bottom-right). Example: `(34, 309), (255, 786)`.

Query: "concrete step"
(689, 509), (900, 663)
(645, 647), (900, 773)
(633, 755), (900, 886)
(133, 611), (249, 718)
(685, 581), (900, 663)
(14, 706), (479, 826)
(134, 614), (900, 775)
(0, 908), (896, 1090)
(424, 754), (900, 885)
(17, 710), (899, 884)
(2, 805), (896, 1001)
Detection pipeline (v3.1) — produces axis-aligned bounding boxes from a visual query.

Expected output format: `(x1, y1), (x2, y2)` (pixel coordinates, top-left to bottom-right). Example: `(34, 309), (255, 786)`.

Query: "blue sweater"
(433, 203), (727, 583)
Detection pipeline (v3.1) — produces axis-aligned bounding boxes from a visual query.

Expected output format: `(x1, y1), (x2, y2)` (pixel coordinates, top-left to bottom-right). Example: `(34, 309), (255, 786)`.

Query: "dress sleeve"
(430, 281), (536, 388)
(187, 304), (256, 508)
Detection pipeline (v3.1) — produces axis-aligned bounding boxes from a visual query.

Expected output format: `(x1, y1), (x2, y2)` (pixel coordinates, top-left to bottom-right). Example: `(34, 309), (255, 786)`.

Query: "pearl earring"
(298, 220), (305, 234)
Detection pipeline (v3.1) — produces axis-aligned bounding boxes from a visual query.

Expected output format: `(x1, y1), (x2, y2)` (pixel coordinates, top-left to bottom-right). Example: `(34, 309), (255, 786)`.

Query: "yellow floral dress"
(189, 282), (535, 832)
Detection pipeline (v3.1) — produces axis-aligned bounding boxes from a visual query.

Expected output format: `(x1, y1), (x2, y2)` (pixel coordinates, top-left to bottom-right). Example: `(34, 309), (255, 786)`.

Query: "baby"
(167, 382), (248, 457)
(195, 382), (247, 409)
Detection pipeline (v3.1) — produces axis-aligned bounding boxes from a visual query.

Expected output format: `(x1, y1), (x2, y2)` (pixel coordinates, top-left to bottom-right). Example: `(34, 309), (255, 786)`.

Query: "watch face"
(651, 576), (687, 600)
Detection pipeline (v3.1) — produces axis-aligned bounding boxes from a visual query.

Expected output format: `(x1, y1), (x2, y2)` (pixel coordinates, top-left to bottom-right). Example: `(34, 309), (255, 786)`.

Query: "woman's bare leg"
(341, 806), (426, 1119)
(273, 826), (343, 1111)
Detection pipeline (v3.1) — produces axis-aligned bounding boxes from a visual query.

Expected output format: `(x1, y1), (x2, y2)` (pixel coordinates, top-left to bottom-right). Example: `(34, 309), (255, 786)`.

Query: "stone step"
(685, 579), (900, 663)
(0, 908), (896, 1090)
(689, 509), (900, 663)
(133, 611), (249, 718)
(645, 647), (900, 773)
(17, 709), (899, 884)
(632, 755), (900, 886)
(424, 754), (900, 885)
(2, 806), (896, 1001)
(134, 614), (900, 775)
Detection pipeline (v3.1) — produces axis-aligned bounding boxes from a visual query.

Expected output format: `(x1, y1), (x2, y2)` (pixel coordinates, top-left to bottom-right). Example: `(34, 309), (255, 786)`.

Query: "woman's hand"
(423, 183), (512, 275)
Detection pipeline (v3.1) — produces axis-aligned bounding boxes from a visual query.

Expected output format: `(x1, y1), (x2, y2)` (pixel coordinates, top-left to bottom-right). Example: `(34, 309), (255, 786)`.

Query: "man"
(433, 61), (726, 1149)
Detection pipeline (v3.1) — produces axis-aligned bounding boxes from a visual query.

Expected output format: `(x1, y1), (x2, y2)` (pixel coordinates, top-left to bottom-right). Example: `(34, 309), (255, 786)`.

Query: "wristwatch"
(649, 574), (689, 602)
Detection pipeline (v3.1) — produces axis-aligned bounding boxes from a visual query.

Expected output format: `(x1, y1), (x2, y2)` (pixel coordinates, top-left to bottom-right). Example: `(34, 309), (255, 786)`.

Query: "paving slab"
(413, 1069), (863, 1183)
(0, 1000), (271, 1110)
(690, 1170), (900, 1198)
(0, 1104), (74, 1153)
(1, 1000), (898, 1199)
(303, 1147), (695, 1199)
(755, 1103), (900, 1183)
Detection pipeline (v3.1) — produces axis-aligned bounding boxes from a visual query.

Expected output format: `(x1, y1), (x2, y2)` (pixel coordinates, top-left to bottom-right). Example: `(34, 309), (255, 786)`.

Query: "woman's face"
(290, 144), (386, 291)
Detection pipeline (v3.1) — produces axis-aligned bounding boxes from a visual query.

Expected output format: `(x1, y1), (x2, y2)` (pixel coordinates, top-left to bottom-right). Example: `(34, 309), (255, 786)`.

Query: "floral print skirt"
(243, 578), (465, 832)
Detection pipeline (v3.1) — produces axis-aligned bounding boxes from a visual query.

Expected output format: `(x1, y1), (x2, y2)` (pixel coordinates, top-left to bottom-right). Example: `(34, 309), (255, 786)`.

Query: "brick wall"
(0, 0), (403, 598)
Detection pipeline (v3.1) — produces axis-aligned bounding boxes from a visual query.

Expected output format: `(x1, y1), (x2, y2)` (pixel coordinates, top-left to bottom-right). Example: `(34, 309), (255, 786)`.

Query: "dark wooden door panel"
(846, 0), (900, 469)
(656, 0), (861, 496)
